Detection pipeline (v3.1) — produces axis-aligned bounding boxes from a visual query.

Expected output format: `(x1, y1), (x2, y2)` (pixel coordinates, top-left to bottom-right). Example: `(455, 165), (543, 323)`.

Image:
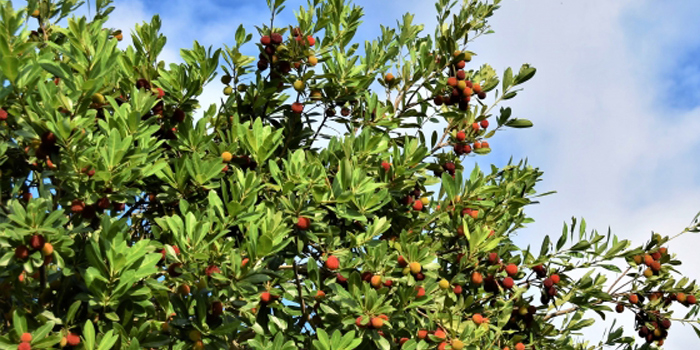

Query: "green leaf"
(505, 119), (533, 128)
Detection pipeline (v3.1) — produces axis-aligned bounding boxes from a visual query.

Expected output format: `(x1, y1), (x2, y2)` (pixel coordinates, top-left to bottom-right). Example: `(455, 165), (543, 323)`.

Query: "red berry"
(502, 277), (514, 289)
(550, 274), (560, 284)
(261, 292), (272, 303)
(66, 333), (81, 346)
(205, 265), (220, 277)
(505, 264), (518, 277)
(412, 200), (423, 211)
(307, 36), (316, 46)
(397, 256), (407, 267)
(381, 162), (391, 172)
(18, 343), (30, 350)
(456, 131), (466, 142)
(480, 119), (489, 129)
(0, 108), (7, 121)
(453, 285), (463, 294)
(434, 329), (446, 340)
(296, 216), (311, 230)
(336, 273), (348, 283)
(325, 255), (340, 270)
(291, 102), (304, 114)
(416, 287), (425, 297)
(29, 235), (46, 250)
(20, 332), (32, 342)
(15, 245), (29, 260)
(261, 35), (271, 45)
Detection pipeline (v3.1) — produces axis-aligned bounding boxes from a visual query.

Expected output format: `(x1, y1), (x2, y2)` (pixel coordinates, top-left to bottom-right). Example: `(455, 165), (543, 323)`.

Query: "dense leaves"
(0, 0), (699, 349)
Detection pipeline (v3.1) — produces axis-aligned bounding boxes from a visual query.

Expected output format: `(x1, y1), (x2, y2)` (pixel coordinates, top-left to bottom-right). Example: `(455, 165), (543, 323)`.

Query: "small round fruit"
(550, 274), (561, 284)
(397, 256), (407, 267)
(355, 316), (365, 327)
(91, 93), (105, 104)
(616, 303), (624, 313)
(178, 284), (191, 295)
(502, 277), (514, 289)
(371, 317), (384, 328)
(291, 102), (304, 114)
(629, 294), (639, 304)
(370, 275), (382, 288)
(434, 329), (446, 340)
(471, 271), (483, 285)
(325, 255), (339, 270)
(18, 342), (30, 350)
(472, 313), (484, 325)
(221, 75), (232, 84)
(409, 262), (421, 274)
(453, 285), (463, 294)
(211, 301), (223, 316)
(480, 119), (489, 129)
(30, 234), (46, 250)
(505, 264), (518, 277)
(421, 197), (430, 205)
(515, 343), (525, 350)
(416, 287), (425, 297)
(315, 290), (326, 300)
(308, 55), (318, 66)
(15, 245), (29, 260)
(66, 333), (81, 346)
(296, 216), (311, 230)
(412, 200), (423, 211)
(223, 86), (233, 95)
(293, 80), (305, 91)
(260, 35), (271, 45)
(193, 340), (204, 350)
(456, 130), (466, 142)
(381, 162), (391, 172)
(643, 268), (653, 278)
(450, 340), (465, 350)
(188, 330), (201, 341)
(21, 332), (32, 342)
(447, 77), (457, 87)
(385, 73), (394, 83)
(261, 292), (272, 304)
(42, 243), (54, 256)
(417, 329), (428, 339)
(222, 151), (233, 163)
(688, 295), (697, 304)
(438, 279), (450, 289)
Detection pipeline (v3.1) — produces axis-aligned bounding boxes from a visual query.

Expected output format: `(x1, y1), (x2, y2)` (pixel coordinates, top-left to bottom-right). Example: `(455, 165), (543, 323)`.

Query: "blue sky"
(68, 0), (700, 346)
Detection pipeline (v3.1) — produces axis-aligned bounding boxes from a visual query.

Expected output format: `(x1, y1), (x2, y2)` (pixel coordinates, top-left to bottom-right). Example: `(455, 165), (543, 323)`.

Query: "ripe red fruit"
(629, 294), (639, 304)
(355, 316), (365, 327)
(325, 255), (340, 270)
(415, 272), (425, 280)
(336, 273), (348, 283)
(412, 200), (423, 211)
(241, 258), (249, 267)
(480, 119), (489, 129)
(487, 252), (499, 265)
(15, 245), (29, 260)
(211, 301), (223, 316)
(416, 287), (426, 297)
(0, 108), (7, 120)
(417, 329), (428, 339)
(18, 343), (30, 350)
(291, 102), (304, 114)
(296, 216), (311, 230)
(66, 333), (81, 346)
(97, 197), (111, 210)
(550, 274), (561, 284)
(383, 279), (393, 287)
(155, 87), (165, 99)
(456, 130), (466, 142)
(315, 290), (326, 300)
(456, 60), (466, 69)
(505, 264), (518, 277)
(205, 265), (221, 277)
(271, 33), (283, 45)
(261, 292), (272, 303)
(453, 285), (463, 294)
(502, 277), (514, 289)
(472, 313), (484, 324)
(30, 235), (46, 250)
(433, 329), (446, 340)
(21, 332), (32, 342)
(481, 141), (490, 148)
(515, 343), (525, 350)
(437, 342), (447, 350)
(543, 278), (554, 289)
(688, 295), (697, 304)
(472, 122), (480, 132)
(643, 254), (654, 266)
(650, 261), (661, 272)
(399, 337), (409, 345)
(307, 35), (316, 46)
(260, 35), (271, 45)
(447, 77), (457, 87)
(397, 255), (407, 267)
(381, 162), (391, 172)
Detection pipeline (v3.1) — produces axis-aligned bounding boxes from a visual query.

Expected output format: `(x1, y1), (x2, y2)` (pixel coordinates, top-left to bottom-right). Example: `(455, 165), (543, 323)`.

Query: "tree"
(0, 0), (698, 349)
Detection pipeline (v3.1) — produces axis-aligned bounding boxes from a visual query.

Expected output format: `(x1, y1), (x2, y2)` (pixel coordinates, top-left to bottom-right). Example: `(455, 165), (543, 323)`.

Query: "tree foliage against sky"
(1, 0), (699, 349)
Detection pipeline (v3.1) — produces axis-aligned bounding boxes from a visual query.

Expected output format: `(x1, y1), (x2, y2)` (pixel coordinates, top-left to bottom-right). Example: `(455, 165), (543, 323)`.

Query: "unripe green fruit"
(237, 84), (247, 92)
(221, 75), (232, 84)
(223, 86), (233, 95)
(91, 93), (105, 104)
